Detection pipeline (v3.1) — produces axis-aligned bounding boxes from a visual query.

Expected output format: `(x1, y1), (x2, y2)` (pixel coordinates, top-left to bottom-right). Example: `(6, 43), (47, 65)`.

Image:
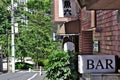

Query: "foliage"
(46, 50), (79, 80)
(38, 59), (49, 67)
(27, 0), (50, 13)
(0, 0), (11, 58)
(68, 51), (79, 80)
(0, 0), (11, 33)
(46, 50), (71, 80)
(15, 0), (53, 67)
(0, 0), (53, 70)
(0, 1), (79, 80)
(15, 62), (33, 70)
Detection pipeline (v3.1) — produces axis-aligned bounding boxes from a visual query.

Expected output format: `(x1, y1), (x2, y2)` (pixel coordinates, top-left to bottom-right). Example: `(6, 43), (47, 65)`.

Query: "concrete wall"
(81, 74), (120, 80)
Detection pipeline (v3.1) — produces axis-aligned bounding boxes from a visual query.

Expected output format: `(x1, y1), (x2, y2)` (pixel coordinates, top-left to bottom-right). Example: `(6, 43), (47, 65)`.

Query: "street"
(0, 71), (48, 80)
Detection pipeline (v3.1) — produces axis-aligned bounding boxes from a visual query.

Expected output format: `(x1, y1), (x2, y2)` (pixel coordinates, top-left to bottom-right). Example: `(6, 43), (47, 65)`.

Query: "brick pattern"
(80, 31), (93, 54)
(79, 7), (93, 54)
(94, 10), (120, 56)
(81, 7), (91, 31)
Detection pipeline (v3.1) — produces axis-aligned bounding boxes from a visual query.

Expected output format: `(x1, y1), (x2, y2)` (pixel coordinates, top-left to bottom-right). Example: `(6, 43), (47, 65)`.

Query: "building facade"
(52, 0), (80, 52)
(80, 7), (120, 56)
(53, 0), (120, 57)
(94, 10), (120, 55)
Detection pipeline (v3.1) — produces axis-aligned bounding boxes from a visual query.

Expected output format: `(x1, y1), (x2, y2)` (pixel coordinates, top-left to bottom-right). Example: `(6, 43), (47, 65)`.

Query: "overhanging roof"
(57, 20), (80, 35)
(78, 0), (120, 10)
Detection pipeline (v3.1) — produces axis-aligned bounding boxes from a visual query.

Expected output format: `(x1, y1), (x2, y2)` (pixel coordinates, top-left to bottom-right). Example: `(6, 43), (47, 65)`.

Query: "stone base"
(81, 73), (120, 80)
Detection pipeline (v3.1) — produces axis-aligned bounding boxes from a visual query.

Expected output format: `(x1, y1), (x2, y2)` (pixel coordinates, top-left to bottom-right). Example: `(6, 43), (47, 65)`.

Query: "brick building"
(79, 8), (120, 55)
(52, 0), (80, 52)
(79, 0), (120, 56)
(93, 10), (120, 55)
(52, 0), (120, 56)
(52, 0), (120, 79)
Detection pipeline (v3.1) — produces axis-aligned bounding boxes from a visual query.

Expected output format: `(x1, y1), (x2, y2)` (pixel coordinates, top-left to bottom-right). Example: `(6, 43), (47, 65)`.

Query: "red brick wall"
(81, 31), (93, 54)
(79, 7), (93, 54)
(81, 7), (91, 31)
(94, 10), (120, 56)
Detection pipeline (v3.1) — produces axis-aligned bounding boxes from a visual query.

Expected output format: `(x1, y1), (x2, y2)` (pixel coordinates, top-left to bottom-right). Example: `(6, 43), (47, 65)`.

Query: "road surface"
(0, 71), (48, 80)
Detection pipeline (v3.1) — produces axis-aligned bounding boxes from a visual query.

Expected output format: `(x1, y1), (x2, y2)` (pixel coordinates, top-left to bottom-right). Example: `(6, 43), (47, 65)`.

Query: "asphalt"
(0, 70), (48, 80)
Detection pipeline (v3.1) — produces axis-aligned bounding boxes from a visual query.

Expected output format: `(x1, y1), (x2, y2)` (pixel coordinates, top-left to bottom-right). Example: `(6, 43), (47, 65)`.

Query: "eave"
(78, 0), (120, 10)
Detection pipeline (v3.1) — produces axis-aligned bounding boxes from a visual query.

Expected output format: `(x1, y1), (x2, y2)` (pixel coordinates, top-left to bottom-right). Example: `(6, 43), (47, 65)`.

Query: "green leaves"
(15, 0), (53, 67)
(27, 0), (50, 11)
(46, 50), (71, 80)
(0, 1), (10, 33)
(0, 0), (11, 58)
(46, 50), (79, 80)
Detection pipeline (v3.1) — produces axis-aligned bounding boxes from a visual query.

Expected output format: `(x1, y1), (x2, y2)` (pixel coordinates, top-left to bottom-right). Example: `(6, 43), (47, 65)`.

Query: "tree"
(0, 0), (11, 58)
(15, 0), (57, 67)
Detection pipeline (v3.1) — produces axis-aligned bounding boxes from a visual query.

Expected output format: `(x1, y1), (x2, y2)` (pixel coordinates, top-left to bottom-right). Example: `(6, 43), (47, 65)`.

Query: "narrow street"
(0, 71), (48, 80)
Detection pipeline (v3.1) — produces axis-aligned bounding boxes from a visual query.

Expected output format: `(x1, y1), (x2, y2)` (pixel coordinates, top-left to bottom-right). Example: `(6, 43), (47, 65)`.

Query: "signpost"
(11, 0), (15, 73)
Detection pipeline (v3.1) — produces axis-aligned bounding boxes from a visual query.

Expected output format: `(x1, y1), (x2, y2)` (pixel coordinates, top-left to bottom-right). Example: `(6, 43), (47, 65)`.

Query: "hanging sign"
(59, 0), (77, 17)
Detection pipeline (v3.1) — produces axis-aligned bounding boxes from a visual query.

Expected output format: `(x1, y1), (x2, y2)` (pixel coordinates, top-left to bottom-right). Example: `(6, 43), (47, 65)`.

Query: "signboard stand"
(82, 73), (91, 80)
(78, 55), (120, 80)
(81, 73), (120, 80)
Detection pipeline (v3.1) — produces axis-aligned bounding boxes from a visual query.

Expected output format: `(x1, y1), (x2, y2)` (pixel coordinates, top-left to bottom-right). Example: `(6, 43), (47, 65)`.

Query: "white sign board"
(78, 55), (116, 73)
(59, 0), (77, 17)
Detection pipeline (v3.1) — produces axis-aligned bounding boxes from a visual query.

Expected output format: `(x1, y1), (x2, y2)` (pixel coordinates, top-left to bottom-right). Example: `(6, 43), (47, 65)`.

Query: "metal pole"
(11, 0), (15, 73)
(6, 28), (9, 72)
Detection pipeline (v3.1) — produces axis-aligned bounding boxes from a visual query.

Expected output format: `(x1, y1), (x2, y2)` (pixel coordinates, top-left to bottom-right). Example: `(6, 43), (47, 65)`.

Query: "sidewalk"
(37, 71), (48, 80)
(0, 70), (8, 75)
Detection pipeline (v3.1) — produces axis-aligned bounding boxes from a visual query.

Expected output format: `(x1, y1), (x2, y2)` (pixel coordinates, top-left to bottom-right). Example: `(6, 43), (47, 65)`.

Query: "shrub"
(15, 62), (33, 70)
(46, 50), (71, 80)
(46, 50), (79, 80)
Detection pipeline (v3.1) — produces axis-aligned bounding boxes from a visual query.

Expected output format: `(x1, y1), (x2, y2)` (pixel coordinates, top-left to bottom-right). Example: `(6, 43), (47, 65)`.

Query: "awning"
(78, 0), (120, 10)
(57, 20), (80, 35)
